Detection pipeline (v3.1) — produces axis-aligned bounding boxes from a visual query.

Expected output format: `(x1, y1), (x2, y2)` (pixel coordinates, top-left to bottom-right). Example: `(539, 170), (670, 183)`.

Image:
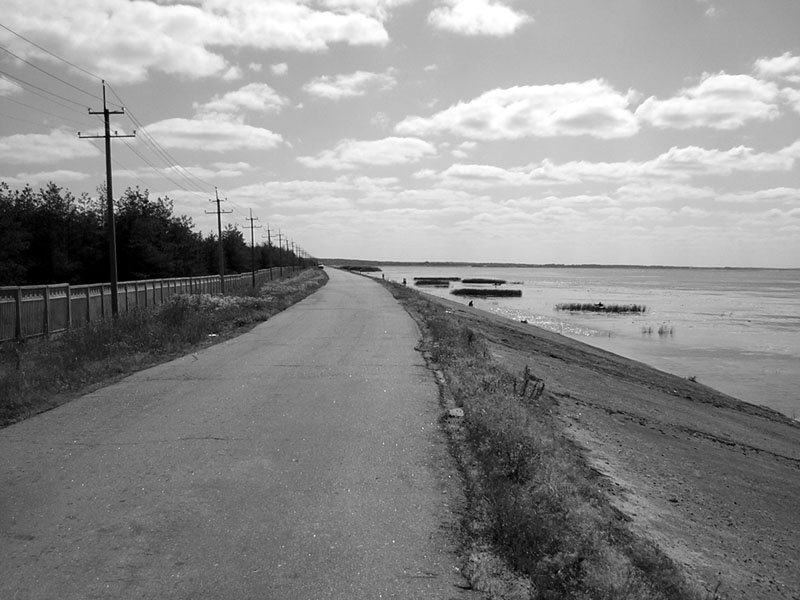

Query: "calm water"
(369, 266), (800, 419)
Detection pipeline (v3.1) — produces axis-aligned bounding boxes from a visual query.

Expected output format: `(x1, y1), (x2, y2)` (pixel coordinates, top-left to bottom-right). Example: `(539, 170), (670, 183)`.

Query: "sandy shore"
(429, 295), (800, 600)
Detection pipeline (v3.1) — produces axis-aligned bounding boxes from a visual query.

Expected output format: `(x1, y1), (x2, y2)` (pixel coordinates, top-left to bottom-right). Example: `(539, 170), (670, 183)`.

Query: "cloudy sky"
(1, 0), (799, 267)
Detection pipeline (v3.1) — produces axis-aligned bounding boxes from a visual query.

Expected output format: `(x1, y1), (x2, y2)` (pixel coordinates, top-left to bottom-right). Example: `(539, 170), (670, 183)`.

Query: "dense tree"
(0, 182), (301, 286)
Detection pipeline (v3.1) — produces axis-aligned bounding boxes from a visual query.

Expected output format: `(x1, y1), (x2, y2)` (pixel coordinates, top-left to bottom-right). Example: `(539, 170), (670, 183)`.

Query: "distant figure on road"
(403, 278), (407, 286)
(468, 301), (473, 307)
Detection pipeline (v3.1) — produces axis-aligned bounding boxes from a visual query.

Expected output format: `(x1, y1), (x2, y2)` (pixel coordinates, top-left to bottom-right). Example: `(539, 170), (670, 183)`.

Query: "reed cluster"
(556, 302), (648, 314)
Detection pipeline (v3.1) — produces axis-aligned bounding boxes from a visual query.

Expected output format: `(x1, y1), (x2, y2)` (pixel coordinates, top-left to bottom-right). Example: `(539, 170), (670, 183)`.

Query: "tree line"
(0, 182), (303, 287)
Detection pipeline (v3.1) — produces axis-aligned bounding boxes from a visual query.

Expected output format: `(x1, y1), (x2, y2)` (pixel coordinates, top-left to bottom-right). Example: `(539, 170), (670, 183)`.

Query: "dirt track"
(431, 295), (800, 600)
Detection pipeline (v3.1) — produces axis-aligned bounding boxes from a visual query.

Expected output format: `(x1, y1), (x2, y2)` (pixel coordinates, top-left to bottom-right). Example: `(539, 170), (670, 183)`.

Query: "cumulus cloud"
(0, 169), (90, 188)
(0, 129), (101, 164)
(428, 0), (531, 36)
(116, 162), (253, 182)
(194, 83), (289, 120)
(426, 142), (799, 188)
(271, 63), (288, 76)
(0, 0), (393, 83)
(754, 52), (800, 83)
(297, 137), (436, 169)
(635, 72), (781, 130)
(395, 80), (639, 140)
(320, 0), (415, 18)
(304, 70), (397, 99)
(146, 118), (283, 152)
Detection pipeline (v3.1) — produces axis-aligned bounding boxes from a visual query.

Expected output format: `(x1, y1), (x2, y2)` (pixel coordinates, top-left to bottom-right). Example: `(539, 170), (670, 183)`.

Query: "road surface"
(0, 268), (477, 599)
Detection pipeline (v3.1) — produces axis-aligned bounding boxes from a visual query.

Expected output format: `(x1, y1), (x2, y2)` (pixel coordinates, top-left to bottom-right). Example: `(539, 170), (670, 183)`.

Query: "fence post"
(14, 287), (23, 341)
(43, 286), (51, 337)
(66, 285), (72, 331)
(86, 286), (92, 324)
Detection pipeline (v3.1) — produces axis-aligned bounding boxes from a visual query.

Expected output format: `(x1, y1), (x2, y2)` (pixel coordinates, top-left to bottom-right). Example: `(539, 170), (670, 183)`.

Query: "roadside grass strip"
(384, 280), (709, 600)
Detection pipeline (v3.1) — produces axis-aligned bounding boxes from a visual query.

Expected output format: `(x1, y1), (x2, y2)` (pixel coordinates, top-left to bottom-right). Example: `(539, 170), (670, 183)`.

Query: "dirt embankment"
(434, 297), (800, 600)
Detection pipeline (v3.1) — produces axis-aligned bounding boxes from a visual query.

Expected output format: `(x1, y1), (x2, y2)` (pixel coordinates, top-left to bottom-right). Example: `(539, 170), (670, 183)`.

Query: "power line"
(106, 83), (213, 195)
(0, 68), (92, 112)
(0, 94), (97, 129)
(0, 43), (105, 104)
(117, 137), (197, 193)
(0, 22), (103, 83)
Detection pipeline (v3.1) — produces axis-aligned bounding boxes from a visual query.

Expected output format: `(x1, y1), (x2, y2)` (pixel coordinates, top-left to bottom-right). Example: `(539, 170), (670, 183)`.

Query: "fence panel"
(0, 268), (283, 342)
(48, 286), (70, 335)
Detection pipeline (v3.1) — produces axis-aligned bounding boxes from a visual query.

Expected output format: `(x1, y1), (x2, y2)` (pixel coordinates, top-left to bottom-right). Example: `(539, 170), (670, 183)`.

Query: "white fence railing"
(0, 267), (297, 342)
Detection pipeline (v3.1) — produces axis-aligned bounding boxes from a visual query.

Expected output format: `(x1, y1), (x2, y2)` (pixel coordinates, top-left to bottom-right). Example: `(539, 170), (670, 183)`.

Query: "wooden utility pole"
(79, 80), (135, 316)
(276, 231), (285, 278)
(205, 188), (232, 293)
(262, 225), (273, 280)
(244, 209), (262, 289)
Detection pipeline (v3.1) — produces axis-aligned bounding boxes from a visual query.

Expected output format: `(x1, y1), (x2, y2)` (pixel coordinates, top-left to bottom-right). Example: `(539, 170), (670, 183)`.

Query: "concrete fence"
(0, 267), (296, 342)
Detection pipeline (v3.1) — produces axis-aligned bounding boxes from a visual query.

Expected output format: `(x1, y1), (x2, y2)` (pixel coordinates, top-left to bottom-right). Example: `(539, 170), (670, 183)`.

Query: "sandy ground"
(430, 296), (800, 600)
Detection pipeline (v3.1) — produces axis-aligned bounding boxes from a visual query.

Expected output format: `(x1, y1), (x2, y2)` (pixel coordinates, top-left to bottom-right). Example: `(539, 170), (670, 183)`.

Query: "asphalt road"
(0, 268), (477, 599)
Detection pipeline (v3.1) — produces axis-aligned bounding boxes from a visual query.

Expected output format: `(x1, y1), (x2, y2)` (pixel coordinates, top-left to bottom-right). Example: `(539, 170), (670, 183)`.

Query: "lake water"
(368, 266), (800, 420)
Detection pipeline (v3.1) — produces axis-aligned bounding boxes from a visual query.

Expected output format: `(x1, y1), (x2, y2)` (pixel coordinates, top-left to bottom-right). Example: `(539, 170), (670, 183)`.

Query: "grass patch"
(383, 280), (708, 600)
(0, 269), (328, 427)
(556, 302), (647, 314)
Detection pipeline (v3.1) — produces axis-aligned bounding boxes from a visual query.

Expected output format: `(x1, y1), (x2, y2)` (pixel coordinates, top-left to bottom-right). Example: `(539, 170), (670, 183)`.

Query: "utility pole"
(205, 188), (232, 293)
(79, 80), (135, 317)
(244, 209), (262, 289)
(262, 225), (273, 280)
(276, 230), (285, 278)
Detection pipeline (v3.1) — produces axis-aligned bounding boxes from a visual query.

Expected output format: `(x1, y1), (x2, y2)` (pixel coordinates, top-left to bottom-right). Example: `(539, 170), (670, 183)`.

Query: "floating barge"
(461, 278), (507, 285)
(452, 288), (522, 297)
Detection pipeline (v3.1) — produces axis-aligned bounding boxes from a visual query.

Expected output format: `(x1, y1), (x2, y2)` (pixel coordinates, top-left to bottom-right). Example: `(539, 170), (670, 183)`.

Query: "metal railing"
(0, 267), (296, 342)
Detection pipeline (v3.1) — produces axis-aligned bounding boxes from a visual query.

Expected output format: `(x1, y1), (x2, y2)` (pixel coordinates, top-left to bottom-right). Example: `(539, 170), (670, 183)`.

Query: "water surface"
(370, 266), (800, 419)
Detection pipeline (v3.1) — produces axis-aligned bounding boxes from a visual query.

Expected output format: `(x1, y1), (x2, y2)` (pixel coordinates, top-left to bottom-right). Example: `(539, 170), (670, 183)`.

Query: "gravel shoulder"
(426, 295), (800, 600)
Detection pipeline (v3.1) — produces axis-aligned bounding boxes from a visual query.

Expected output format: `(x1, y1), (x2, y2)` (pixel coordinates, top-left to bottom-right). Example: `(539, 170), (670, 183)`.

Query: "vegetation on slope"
(384, 280), (711, 600)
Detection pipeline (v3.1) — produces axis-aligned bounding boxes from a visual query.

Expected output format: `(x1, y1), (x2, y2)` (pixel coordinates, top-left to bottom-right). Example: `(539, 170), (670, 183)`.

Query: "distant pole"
(276, 231), (284, 278)
(244, 209), (262, 289)
(265, 225), (273, 280)
(205, 188), (232, 293)
(79, 80), (134, 316)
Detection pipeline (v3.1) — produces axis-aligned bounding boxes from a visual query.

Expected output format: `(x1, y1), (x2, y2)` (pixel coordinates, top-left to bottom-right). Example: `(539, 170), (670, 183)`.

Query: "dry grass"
(384, 280), (708, 600)
(0, 269), (328, 426)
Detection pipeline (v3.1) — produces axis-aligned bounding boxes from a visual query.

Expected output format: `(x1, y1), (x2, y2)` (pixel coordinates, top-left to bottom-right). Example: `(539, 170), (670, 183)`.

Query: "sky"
(1, 0), (799, 267)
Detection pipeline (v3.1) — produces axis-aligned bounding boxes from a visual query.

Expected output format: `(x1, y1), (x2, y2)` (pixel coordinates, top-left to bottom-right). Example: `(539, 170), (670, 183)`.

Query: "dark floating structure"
(555, 302), (647, 314)
(414, 276), (461, 282)
(452, 288), (522, 297)
(461, 278), (507, 285)
(414, 279), (453, 287)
